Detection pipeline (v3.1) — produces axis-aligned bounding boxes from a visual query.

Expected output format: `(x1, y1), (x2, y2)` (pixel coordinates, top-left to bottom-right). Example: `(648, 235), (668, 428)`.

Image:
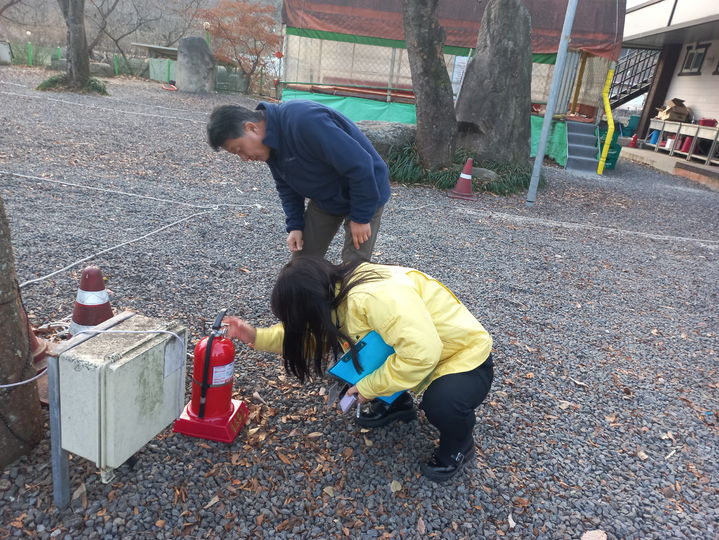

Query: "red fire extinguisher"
(174, 309), (249, 443)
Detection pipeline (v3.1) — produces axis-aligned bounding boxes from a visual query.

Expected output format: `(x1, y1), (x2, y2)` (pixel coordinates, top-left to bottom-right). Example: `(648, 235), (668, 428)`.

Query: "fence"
(4, 41), (278, 98)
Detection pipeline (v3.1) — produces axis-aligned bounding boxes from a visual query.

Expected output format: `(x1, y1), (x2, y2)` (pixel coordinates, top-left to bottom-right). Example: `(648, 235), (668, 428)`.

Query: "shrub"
(386, 145), (539, 196)
(36, 74), (108, 95)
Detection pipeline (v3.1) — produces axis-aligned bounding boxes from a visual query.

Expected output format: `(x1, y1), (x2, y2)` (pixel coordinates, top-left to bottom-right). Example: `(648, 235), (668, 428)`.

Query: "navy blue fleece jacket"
(257, 101), (390, 232)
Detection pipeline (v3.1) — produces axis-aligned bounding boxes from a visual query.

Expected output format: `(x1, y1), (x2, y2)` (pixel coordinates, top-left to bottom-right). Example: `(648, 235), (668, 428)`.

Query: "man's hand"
(346, 385), (369, 403)
(349, 221), (371, 250)
(222, 316), (257, 346)
(287, 230), (304, 252)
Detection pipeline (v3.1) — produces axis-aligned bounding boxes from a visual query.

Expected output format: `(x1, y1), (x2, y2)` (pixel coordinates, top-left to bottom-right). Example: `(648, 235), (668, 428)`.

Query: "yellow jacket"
(254, 263), (492, 399)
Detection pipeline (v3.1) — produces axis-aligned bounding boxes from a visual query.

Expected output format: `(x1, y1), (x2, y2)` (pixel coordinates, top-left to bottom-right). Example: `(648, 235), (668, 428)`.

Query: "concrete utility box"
(59, 312), (187, 482)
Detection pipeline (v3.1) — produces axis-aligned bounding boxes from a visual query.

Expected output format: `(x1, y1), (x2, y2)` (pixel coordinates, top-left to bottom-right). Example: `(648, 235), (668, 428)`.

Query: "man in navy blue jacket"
(207, 101), (390, 263)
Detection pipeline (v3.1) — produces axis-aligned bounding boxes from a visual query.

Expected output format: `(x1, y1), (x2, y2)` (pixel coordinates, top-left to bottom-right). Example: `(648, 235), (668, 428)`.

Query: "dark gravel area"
(1, 65), (718, 540)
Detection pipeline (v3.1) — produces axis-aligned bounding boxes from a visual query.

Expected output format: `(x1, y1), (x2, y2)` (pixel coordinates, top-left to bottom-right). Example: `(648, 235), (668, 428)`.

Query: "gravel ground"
(1, 65), (718, 540)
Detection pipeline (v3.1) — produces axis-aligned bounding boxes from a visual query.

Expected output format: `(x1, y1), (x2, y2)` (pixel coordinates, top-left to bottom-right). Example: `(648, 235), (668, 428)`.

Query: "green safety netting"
(285, 27), (557, 64)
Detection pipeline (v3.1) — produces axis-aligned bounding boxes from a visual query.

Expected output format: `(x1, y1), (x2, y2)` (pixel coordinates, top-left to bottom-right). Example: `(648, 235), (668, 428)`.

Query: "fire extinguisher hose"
(198, 309), (227, 418)
(197, 333), (214, 419)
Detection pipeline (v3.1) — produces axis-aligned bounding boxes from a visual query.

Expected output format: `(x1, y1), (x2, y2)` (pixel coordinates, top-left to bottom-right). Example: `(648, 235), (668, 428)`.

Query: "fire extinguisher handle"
(212, 309), (228, 331)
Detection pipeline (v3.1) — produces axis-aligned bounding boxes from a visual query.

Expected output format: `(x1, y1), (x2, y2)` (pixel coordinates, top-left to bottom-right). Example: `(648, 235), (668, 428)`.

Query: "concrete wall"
(665, 37), (719, 120)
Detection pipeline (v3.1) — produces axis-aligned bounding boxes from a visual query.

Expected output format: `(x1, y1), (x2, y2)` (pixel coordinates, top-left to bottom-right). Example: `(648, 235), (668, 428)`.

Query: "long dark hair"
(270, 256), (383, 382)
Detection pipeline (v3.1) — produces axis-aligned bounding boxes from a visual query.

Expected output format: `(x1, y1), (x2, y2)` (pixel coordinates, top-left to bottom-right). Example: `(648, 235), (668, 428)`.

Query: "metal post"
(570, 52), (588, 114)
(48, 354), (70, 509)
(526, 0), (580, 206)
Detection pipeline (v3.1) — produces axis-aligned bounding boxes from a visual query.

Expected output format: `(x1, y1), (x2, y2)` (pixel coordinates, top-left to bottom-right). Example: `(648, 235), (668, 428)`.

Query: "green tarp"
(281, 90), (568, 166)
(281, 88), (417, 124)
(530, 115), (567, 167)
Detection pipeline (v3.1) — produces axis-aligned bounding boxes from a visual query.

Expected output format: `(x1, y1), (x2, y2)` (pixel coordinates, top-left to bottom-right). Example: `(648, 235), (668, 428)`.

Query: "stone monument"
(455, 0), (532, 164)
(175, 37), (215, 93)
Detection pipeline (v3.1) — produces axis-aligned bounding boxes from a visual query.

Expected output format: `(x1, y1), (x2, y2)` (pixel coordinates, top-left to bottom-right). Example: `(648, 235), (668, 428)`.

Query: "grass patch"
(37, 74), (108, 95)
(387, 145), (540, 196)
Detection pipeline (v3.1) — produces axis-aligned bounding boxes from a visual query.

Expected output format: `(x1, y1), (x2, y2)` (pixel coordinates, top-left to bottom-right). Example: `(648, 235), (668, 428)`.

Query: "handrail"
(598, 64), (616, 175)
(610, 48), (659, 104)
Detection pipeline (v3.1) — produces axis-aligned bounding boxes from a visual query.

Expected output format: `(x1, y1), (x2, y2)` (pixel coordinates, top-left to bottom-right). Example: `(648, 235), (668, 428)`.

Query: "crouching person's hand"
(223, 316), (257, 346)
(346, 385), (370, 404)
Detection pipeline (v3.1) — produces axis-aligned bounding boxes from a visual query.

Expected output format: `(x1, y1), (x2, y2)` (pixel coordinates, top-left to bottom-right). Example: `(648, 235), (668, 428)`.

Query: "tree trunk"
(0, 196), (43, 468)
(57, 0), (90, 87)
(402, 0), (457, 170)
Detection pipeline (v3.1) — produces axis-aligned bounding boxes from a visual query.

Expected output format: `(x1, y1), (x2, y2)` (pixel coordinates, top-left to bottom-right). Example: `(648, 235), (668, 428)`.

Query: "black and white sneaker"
(420, 442), (474, 482)
(355, 392), (416, 429)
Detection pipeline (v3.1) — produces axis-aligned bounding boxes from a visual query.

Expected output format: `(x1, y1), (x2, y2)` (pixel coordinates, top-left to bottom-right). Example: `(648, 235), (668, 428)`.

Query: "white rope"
(2, 170), (214, 209)
(0, 368), (48, 389)
(5, 170), (269, 288)
(19, 210), (213, 288)
(0, 90), (204, 123)
(73, 328), (185, 344)
(2, 170), (267, 211)
(0, 329), (184, 389)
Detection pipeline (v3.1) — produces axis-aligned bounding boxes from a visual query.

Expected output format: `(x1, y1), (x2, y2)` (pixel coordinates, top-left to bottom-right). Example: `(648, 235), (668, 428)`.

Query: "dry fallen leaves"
(581, 530), (607, 540)
(417, 517), (426, 534)
(252, 391), (268, 405)
(155, 519), (166, 528)
(390, 480), (402, 493)
(364, 436), (374, 447)
(276, 451), (292, 465)
(204, 495), (220, 509)
(323, 486), (335, 497)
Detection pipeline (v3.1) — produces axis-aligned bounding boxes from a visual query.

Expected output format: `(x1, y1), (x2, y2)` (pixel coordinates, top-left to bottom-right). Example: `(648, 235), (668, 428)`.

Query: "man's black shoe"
(420, 442), (474, 482)
(356, 392), (416, 428)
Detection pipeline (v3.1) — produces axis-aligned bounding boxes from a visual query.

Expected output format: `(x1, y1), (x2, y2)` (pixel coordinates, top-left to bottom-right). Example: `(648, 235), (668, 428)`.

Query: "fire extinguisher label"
(212, 363), (234, 386)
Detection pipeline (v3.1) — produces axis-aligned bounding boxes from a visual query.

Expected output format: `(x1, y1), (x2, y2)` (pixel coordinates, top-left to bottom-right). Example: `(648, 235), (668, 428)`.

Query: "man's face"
(222, 122), (270, 162)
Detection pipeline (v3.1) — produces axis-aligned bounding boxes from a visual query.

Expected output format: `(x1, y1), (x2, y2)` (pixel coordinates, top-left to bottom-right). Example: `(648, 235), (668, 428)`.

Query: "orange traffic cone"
(448, 158), (478, 201)
(69, 266), (114, 336)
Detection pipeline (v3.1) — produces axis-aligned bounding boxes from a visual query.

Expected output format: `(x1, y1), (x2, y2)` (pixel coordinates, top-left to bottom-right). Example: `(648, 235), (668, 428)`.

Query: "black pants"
(420, 355), (494, 463)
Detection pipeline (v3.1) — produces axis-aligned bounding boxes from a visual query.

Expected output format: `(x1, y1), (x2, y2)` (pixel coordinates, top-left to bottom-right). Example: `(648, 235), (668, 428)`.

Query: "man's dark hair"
(270, 256), (383, 382)
(207, 105), (265, 151)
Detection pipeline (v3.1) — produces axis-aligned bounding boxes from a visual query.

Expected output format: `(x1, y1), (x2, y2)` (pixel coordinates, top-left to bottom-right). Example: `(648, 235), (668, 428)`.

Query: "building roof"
(131, 43), (178, 60)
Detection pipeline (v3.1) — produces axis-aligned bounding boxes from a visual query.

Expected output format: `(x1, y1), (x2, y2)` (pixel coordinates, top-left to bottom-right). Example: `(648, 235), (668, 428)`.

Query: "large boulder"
(455, 0), (532, 164)
(48, 58), (67, 72)
(0, 41), (13, 65)
(356, 121), (416, 161)
(175, 37), (215, 93)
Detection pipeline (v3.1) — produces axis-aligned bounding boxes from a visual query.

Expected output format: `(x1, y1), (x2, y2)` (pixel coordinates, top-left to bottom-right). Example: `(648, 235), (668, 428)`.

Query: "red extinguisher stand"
(174, 309), (249, 443)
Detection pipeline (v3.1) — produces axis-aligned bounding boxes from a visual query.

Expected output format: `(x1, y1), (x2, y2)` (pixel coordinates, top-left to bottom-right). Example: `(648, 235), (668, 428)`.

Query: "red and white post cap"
(69, 266), (114, 336)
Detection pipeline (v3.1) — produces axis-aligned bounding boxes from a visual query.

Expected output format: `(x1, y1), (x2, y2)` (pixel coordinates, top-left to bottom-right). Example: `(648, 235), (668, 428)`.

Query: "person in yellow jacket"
(224, 256), (494, 482)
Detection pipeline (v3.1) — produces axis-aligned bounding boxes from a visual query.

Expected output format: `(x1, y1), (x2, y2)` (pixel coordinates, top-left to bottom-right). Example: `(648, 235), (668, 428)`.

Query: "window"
(679, 43), (709, 76)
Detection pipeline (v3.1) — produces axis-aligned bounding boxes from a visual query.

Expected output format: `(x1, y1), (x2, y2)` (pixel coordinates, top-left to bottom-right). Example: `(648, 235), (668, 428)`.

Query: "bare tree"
(401, 0), (457, 170)
(0, 196), (43, 468)
(85, 0), (121, 56)
(57, 0), (90, 87)
(85, 0), (162, 71)
(154, 0), (206, 48)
